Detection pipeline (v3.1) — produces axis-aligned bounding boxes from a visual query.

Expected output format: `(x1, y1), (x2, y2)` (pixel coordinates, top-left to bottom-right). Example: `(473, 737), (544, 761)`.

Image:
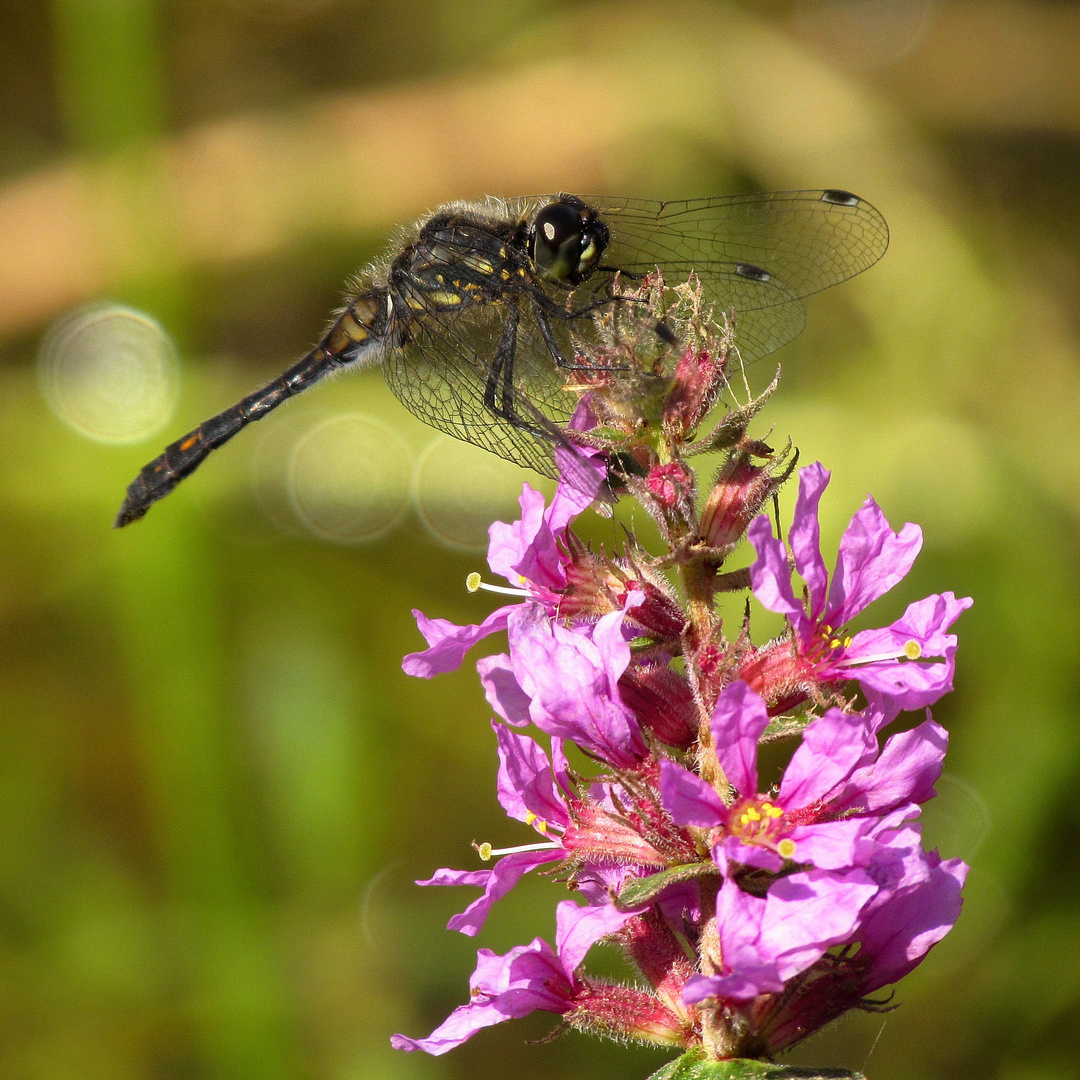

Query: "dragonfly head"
(530, 196), (609, 286)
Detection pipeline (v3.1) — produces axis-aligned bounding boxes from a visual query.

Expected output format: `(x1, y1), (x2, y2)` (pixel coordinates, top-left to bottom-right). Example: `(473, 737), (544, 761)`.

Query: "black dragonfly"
(114, 189), (888, 527)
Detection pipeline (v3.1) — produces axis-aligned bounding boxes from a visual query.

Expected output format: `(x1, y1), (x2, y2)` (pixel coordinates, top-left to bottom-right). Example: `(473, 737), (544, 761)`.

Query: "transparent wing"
(382, 289), (569, 481)
(575, 190), (889, 364)
(380, 190), (888, 477)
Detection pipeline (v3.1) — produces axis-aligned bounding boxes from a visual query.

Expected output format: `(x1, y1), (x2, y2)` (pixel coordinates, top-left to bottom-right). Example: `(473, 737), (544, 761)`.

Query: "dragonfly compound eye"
(531, 202), (589, 282)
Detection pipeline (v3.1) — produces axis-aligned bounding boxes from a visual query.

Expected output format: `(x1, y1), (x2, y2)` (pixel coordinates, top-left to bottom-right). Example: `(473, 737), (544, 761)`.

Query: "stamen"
(838, 639), (927, 668)
(777, 839), (796, 859)
(466, 571), (530, 598)
(474, 839), (562, 862)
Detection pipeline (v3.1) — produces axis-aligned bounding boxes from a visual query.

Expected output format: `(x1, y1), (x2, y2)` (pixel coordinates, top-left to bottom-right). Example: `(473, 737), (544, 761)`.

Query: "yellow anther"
(466, 572), (482, 592)
(745, 808), (762, 822)
(765, 805), (783, 819)
(904, 640), (923, 660)
(821, 624), (833, 636)
(844, 636), (853, 647)
(477, 843), (493, 862)
(777, 839), (796, 860)
(525, 811), (537, 826)
(829, 638), (842, 649)
(535, 819), (549, 834)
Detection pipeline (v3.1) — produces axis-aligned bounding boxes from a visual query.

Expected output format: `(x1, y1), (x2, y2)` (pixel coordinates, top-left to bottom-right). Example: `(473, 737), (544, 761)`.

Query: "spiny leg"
(482, 304), (569, 444)
(529, 292), (668, 375)
(483, 303), (520, 420)
(481, 302), (612, 501)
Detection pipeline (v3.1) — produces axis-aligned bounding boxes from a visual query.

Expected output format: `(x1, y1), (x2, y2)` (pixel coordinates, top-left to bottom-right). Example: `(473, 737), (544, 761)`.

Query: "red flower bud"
(619, 662), (697, 748)
(699, 453), (782, 556)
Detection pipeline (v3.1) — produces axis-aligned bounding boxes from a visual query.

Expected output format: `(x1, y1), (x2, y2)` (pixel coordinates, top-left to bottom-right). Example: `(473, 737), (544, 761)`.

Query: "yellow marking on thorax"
(428, 290), (463, 307)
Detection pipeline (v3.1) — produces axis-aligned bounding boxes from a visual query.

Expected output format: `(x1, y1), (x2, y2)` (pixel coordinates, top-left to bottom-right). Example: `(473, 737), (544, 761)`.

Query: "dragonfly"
(114, 189), (888, 527)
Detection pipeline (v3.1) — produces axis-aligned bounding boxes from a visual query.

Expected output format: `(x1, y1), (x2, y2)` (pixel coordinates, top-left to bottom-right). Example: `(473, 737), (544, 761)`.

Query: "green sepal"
(647, 1052), (864, 1080)
(616, 862), (719, 909)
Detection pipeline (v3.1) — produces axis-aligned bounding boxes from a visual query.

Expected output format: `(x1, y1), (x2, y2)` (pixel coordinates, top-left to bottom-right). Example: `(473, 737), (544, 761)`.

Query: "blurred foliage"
(0, 1), (1079, 1078)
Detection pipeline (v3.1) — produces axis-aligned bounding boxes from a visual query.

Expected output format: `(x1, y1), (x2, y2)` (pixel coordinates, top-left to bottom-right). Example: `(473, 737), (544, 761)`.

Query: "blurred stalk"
(110, 505), (301, 1080)
(50, 0), (299, 1074)
(49, 0), (187, 330)
(51, 0), (165, 152)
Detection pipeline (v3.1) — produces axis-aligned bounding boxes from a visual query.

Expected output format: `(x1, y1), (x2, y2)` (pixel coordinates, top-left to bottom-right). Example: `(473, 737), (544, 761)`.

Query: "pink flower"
(742, 462), (972, 719)
(423, 716), (688, 937)
(402, 448), (609, 678)
(682, 870), (878, 1003)
(660, 681), (947, 874)
(391, 899), (637, 1055)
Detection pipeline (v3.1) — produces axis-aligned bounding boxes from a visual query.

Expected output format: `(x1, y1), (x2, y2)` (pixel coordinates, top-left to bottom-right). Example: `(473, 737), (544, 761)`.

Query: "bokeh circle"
(38, 304), (180, 444)
(414, 435), (528, 551)
(286, 413), (413, 543)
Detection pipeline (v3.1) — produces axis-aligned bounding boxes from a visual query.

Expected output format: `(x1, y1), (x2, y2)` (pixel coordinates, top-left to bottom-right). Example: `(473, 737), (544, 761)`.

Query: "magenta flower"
(402, 447), (608, 678)
(694, 837), (967, 1052)
(392, 347), (973, 1068)
(682, 869), (879, 1003)
(391, 899), (637, 1055)
(741, 462), (972, 719)
(418, 722), (570, 937)
(505, 600), (649, 768)
(421, 714), (685, 937)
(659, 680), (947, 874)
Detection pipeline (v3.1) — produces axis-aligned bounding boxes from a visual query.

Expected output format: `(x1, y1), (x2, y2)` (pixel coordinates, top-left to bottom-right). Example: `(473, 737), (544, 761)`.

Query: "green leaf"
(647, 1053), (864, 1080)
(616, 863), (719, 908)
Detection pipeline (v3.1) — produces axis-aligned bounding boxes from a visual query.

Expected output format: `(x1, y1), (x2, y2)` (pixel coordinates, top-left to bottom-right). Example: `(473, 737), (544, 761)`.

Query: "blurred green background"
(0, 0), (1077, 1077)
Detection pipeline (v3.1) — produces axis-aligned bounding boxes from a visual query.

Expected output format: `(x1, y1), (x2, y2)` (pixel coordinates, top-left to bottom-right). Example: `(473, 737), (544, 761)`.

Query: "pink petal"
(834, 715), (947, 814)
(487, 485), (549, 583)
(659, 758), (726, 827)
(787, 817), (875, 870)
(763, 869), (879, 981)
(778, 708), (876, 807)
(748, 515), (808, 632)
(554, 899), (637, 977)
(477, 653), (531, 726)
(859, 856), (968, 993)
(826, 498), (922, 624)
(788, 462), (832, 620)
(402, 606), (513, 677)
(442, 849), (562, 936)
(493, 721), (569, 827)
(710, 681), (770, 797)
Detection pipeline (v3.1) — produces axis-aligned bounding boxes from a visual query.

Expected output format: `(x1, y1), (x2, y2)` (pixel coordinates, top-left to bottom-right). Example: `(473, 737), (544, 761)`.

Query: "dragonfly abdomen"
(113, 291), (388, 527)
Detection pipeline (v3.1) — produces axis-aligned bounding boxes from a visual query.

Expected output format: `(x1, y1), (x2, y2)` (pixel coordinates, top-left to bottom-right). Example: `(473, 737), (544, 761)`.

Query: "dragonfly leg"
(482, 302), (577, 447)
(530, 296), (632, 375)
(483, 303), (520, 418)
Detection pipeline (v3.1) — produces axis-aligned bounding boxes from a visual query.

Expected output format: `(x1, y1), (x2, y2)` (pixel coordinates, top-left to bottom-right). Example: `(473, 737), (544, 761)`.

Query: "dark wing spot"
(735, 263), (771, 283)
(820, 189), (861, 207)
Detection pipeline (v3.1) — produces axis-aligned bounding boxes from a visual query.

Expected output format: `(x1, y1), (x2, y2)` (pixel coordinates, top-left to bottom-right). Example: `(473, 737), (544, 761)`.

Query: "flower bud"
(663, 343), (726, 440)
(561, 805), (669, 867)
(737, 640), (813, 714)
(569, 984), (690, 1048)
(698, 452), (783, 556)
(618, 662), (697, 748)
(647, 461), (694, 509)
